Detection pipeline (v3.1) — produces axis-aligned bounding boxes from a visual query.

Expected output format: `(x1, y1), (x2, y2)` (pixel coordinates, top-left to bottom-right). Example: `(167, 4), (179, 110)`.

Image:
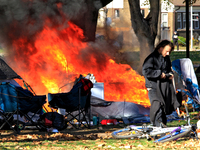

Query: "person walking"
(173, 31), (179, 50)
(142, 40), (180, 127)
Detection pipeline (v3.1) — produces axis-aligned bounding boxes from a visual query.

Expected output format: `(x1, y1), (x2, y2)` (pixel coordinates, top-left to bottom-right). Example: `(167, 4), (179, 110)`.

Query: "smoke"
(0, 0), (87, 50)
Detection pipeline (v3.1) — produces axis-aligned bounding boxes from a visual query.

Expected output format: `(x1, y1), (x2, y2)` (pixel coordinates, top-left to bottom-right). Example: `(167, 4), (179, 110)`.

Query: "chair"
(48, 75), (93, 129)
(0, 82), (46, 133)
(172, 58), (200, 110)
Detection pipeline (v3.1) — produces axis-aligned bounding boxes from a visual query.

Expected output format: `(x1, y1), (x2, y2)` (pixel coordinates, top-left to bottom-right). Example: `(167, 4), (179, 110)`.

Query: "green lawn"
(170, 51), (200, 64)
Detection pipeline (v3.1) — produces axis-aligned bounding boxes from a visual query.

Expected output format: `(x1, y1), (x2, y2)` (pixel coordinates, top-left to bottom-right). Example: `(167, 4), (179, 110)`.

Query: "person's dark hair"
(155, 40), (174, 52)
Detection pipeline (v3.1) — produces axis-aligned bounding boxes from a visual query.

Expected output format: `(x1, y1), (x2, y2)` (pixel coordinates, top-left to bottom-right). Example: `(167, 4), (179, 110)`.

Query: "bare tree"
(128, 0), (160, 73)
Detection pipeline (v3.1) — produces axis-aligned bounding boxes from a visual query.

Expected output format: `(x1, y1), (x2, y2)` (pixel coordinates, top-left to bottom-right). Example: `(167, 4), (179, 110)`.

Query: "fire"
(8, 21), (150, 107)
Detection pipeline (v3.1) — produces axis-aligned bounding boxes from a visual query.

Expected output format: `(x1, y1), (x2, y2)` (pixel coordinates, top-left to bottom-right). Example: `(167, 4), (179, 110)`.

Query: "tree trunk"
(70, 0), (98, 41)
(128, 0), (159, 74)
(71, 0), (113, 42)
(155, 1), (161, 46)
(84, 0), (99, 41)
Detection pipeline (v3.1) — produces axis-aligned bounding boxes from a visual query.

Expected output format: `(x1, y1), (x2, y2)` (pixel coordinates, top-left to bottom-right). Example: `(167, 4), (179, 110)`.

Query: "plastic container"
(93, 116), (99, 125)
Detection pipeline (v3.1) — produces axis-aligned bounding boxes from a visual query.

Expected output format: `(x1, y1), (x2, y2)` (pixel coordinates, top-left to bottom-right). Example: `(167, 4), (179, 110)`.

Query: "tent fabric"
(90, 96), (113, 107)
(91, 97), (150, 123)
(172, 58), (200, 108)
(0, 58), (21, 80)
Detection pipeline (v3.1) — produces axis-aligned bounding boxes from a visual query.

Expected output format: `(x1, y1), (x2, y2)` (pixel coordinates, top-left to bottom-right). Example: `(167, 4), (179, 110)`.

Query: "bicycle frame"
(112, 103), (197, 142)
(124, 124), (190, 138)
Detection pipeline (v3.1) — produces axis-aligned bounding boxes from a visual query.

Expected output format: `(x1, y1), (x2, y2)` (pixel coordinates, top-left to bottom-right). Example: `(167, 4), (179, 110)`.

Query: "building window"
(162, 13), (168, 27)
(183, 13), (186, 28)
(177, 13), (182, 29)
(114, 9), (119, 18)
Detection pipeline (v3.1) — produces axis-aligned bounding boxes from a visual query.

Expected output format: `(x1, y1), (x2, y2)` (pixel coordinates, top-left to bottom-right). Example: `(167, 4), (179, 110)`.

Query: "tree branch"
(100, 0), (113, 7)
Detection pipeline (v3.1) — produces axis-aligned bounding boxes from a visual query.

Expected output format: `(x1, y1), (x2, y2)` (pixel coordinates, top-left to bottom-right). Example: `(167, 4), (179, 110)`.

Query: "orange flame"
(10, 21), (150, 107)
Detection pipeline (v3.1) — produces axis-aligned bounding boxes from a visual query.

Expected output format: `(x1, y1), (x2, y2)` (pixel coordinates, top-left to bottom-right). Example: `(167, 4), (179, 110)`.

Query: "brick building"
(170, 0), (200, 40)
(96, 0), (138, 49)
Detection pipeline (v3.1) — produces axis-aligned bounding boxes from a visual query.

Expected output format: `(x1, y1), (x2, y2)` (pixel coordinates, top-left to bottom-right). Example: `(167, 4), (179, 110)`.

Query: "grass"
(0, 138), (158, 149)
(170, 51), (200, 64)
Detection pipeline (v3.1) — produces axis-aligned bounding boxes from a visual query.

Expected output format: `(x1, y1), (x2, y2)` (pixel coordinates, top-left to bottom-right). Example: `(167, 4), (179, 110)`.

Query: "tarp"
(90, 96), (181, 124)
(90, 96), (150, 123)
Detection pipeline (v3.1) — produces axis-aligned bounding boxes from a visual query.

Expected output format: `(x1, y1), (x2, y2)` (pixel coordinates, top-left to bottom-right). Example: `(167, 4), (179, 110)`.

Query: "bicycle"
(112, 104), (198, 143)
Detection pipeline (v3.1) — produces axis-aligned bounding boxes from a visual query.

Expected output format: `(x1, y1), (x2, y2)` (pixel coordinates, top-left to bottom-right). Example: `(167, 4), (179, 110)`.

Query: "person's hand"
(161, 72), (166, 79)
(169, 73), (174, 80)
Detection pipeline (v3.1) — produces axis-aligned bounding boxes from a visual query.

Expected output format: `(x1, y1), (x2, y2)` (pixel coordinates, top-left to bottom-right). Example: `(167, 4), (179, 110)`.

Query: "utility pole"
(190, 3), (193, 51)
(186, 0), (190, 58)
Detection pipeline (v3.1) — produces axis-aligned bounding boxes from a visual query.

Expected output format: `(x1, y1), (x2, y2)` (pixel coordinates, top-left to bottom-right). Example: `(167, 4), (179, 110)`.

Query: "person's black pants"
(148, 89), (167, 127)
(174, 40), (179, 50)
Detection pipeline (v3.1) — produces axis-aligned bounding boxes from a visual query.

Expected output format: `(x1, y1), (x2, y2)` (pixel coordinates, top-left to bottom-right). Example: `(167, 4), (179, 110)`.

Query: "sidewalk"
(174, 49), (200, 51)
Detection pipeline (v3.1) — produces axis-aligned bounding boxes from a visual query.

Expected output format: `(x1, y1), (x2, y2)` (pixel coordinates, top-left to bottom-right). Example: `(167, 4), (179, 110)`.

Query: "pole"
(190, 4), (193, 50)
(186, 0), (190, 58)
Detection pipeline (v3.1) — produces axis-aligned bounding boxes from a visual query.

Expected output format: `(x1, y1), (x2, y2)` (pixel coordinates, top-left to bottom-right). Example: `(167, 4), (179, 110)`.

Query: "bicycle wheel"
(154, 127), (191, 143)
(112, 127), (142, 139)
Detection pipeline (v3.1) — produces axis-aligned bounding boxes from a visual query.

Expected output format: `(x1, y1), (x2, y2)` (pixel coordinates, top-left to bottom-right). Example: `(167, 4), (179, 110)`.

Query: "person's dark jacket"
(142, 50), (173, 89)
(173, 33), (179, 42)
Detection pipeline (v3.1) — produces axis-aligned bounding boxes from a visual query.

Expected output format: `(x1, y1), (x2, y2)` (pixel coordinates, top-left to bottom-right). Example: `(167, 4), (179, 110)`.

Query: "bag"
(40, 112), (64, 130)
(45, 118), (52, 127)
